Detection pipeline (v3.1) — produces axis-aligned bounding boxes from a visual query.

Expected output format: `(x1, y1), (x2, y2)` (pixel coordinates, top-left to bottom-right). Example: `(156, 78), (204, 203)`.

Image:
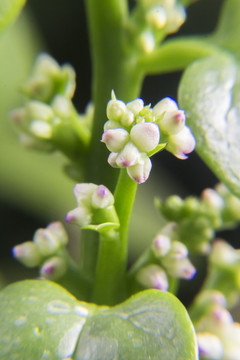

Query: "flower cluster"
(11, 54), (92, 158)
(128, 0), (186, 54)
(12, 222), (68, 280)
(102, 93), (195, 184)
(66, 183), (119, 230)
(192, 290), (240, 360)
(156, 183), (240, 253)
(136, 223), (196, 291)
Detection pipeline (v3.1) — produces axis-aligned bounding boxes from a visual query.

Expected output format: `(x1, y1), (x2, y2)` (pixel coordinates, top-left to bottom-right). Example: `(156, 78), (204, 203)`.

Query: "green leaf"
(0, 280), (198, 359)
(179, 52), (240, 197)
(0, 0), (26, 34)
(82, 222), (119, 234)
(211, 0), (240, 59)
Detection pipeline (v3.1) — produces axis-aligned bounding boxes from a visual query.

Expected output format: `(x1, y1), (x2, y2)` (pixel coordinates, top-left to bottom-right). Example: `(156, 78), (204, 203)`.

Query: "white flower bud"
(201, 188), (224, 209)
(159, 110), (186, 135)
(33, 228), (60, 256)
(40, 256), (67, 280)
(164, 257), (196, 279)
(127, 154), (152, 184)
(166, 125), (196, 159)
(166, 4), (186, 34)
(130, 122), (160, 152)
(153, 97), (178, 121)
(107, 99), (126, 121)
(116, 142), (140, 167)
(30, 120), (52, 139)
(197, 332), (223, 360)
(211, 239), (239, 265)
(126, 98), (144, 116)
(138, 30), (155, 54)
(27, 101), (54, 122)
(107, 152), (119, 168)
(136, 264), (169, 291)
(73, 183), (97, 206)
(46, 222), (68, 246)
(12, 242), (42, 268)
(103, 120), (121, 130)
(146, 5), (167, 29)
(35, 53), (60, 77)
(152, 234), (171, 257)
(169, 241), (188, 260)
(65, 206), (91, 226)
(52, 95), (72, 117)
(120, 109), (135, 127)
(91, 185), (114, 209)
(101, 128), (129, 152)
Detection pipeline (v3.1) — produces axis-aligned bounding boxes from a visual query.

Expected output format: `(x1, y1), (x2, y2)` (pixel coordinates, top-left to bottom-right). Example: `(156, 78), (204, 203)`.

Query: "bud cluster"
(156, 183), (240, 253)
(12, 222), (68, 280)
(192, 291), (240, 360)
(11, 54), (92, 159)
(127, 0), (186, 54)
(65, 183), (119, 230)
(136, 223), (196, 291)
(102, 93), (195, 184)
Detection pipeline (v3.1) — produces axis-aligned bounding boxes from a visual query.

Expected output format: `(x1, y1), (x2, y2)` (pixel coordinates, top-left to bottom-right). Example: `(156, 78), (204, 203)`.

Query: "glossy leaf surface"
(179, 52), (240, 197)
(0, 280), (198, 359)
(0, 0), (26, 34)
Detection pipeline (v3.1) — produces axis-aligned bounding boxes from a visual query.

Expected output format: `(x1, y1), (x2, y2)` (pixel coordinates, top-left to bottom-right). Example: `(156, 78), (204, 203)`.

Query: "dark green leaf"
(179, 52), (240, 197)
(0, 280), (198, 359)
(0, 0), (26, 34)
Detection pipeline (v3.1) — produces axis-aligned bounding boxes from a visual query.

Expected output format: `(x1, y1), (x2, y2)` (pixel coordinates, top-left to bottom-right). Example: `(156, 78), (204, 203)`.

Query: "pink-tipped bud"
(107, 152), (119, 168)
(127, 154), (152, 184)
(170, 241), (188, 260)
(152, 234), (171, 257)
(211, 239), (238, 265)
(136, 264), (169, 291)
(101, 128), (129, 152)
(130, 122), (160, 152)
(12, 242), (42, 268)
(40, 256), (66, 280)
(197, 332), (223, 360)
(153, 97), (178, 121)
(73, 183), (97, 206)
(126, 98), (144, 116)
(65, 207), (91, 227)
(33, 228), (60, 256)
(107, 99), (126, 121)
(91, 185), (114, 209)
(116, 142), (140, 167)
(46, 222), (68, 246)
(166, 126), (196, 159)
(165, 257), (196, 280)
(201, 188), (224, 209)
(159, 110), (185, 135)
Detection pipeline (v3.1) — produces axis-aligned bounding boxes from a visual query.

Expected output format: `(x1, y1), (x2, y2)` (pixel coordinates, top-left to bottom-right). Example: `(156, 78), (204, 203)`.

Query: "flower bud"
(116, 142), (140, 167)
(40, 256), (67, 280)
(65, 206), (91, 227)
(101, 128), (129, 152)
(166, 4), (186, 34)
(126, 98), (144, 116)
(33, 228), (60, 256)
(46, 222), (68, 246)
(158, 110), (185, 135)
(91, 185), (114, 209)
(136, 264), (169, 291)
(104, 120), (121, 130)
(169, 241), (188, 260)
(107, 152), (119, 168)
(127, 153), (152, 184)
(30, 120), (52, 139)
(197, 332), (223, 360)
(73, 183), (97, 206)
(52, 95), (72, 118)
(138, 30), (155, 54)
(12, 242), (42, 268)
(153, 97), (178, 121)
(201, 188), (224, 210)
(166, 125), (196, 159)
(120, 109), (135, 127)
(211, 239), (239, 265)
(146, 6), (167, 29)
(164, 257), (196, 279)
(152, 234), (171, 257)
(107, 99), (126, 121)
(130, 122), (160, 152)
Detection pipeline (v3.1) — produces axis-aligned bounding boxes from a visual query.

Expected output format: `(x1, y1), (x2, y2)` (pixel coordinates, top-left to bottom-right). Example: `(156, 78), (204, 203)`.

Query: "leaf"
(0, 280), (198, 359)
(82, 222), (119, 234)
(211, 0), (240, 59)
(0, 0), (26, 34)
(179, 52), (240, 197)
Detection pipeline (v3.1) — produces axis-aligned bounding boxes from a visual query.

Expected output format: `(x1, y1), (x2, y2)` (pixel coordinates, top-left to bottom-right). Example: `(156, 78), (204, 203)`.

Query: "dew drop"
(46, 300), (71, 314)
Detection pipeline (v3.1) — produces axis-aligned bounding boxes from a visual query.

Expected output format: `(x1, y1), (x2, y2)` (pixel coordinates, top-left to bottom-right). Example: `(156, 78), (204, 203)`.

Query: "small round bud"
(138, 30), (155, 54)
(40, 256), (67, 280)
(201, 188), (224, 209)
(170, 241), (188, 260)
(65, 206), (91, 227)
(116, 142), (140, 167)
(130, 122), (160, 152)
(103, 120), (121, 131)
(120, 109), (135, 127)
(146, 5), (167, 29)
(52, 96), (72, 118)
(163, 257), (196, 280)
(46, 222), (68, 246)
(166, 125), (196, 159)
(210, 239), (239, 265)
(12, 242), (42, 268)
(159, 110), (185, 135)
(101, 128), (129, 152)
(166, 4), (186, 34)
(136, 264), (169, 291)
(153, 97), (178, 121)
(91, 185), (114, 209)
(30, 120), (52, 139)
(73, 183), (97, 206)
(107, 99), (126, 121)
(107, 152), (119, 168)
(152, 234), (171, 257)
(126, 98), (144, 116)
(127, 154), (152, 184)
(197, 332), (223, 360)
(33, 228), (60, 256)
(27, 101), (54, 122)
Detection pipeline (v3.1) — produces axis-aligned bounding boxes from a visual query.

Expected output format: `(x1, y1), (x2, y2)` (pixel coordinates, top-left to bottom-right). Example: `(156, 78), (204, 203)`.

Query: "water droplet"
(74, 305), (88, 317)
(46, 300), (71, 314)
(58, 323), (83, 358)
(14, 316), (26, 326)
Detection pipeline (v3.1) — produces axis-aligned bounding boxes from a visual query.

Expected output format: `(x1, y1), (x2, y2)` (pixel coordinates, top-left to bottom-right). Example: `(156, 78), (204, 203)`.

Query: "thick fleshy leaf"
(0, 0), (26, 34)
(179, 52), (240, 197)
(212, 0), (240, 59)
(0, 280), (198, 359)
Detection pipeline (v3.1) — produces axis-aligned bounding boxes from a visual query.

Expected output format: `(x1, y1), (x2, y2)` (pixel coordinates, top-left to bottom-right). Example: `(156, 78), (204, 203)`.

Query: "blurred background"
(2, 0), (238, 303)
